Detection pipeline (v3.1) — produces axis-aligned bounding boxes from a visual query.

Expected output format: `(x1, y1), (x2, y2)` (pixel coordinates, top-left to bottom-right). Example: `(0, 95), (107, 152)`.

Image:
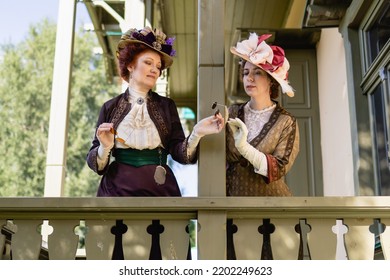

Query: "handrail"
(1, 196), (390, 218)
(1, 196), (390, 260)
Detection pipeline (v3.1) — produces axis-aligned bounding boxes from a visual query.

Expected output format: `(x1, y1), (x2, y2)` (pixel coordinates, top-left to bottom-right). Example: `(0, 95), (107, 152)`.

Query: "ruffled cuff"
(187, 130), (202, 158)
(97, 143), (114, 171)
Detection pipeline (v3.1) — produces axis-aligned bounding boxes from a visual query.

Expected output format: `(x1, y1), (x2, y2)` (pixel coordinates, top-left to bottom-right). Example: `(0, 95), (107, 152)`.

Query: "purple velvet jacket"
(86, 88), (197, 175)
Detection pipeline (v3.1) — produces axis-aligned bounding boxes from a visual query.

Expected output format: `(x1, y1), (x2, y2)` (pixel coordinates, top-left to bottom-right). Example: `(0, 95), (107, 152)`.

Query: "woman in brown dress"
(86, 26), (224, 197)
(226, 33), (300, 197)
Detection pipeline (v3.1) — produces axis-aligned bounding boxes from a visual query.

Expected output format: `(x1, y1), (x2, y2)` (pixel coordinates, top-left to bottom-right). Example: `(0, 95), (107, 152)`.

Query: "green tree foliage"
(0, 19), (119, 197)
(65, 27), (119, 197)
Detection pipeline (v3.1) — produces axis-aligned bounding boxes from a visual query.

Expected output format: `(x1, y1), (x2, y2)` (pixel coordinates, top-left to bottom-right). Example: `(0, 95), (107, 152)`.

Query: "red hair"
(117, 43), (165, 81)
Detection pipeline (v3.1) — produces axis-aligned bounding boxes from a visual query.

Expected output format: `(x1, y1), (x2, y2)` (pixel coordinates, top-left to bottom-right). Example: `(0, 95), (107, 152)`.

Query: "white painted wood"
(124, 0), (145, 30)
(197, 211), (226, 260)
(344, 218), (375, 260)
(232, 219), (263, 260)
(271, 218), (300, 260)
(317, 29), (355, 196)
(11, 220), (42, 260)
(122, 220), (151, 260)
(307, 218), (338, 260)
(47, 220), (79, 260)
(84, 219), (116, 260)
(44, 0), (77, 197)
(197, 0), (226, 197)
(160, 220), (190, 260)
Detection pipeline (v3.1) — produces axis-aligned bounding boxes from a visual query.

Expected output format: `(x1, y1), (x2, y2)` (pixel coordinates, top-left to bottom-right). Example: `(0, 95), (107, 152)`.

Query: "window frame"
(360, 0), (390, 195)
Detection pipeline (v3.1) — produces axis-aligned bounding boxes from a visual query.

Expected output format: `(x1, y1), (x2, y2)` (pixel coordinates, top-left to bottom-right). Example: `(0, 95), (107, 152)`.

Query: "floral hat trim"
(117, 27), (176, 69)
(230, 33), (294, 97)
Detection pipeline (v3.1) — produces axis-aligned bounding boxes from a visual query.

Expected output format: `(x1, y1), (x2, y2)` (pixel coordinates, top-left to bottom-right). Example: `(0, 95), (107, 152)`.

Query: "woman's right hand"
(96, 122), (114, 148)
(193, 113), (225, 137)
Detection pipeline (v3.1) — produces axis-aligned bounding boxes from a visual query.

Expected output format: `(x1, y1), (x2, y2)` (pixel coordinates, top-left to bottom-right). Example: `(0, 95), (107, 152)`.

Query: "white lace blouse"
(96, 87), (198, 170)
(244, 102), (276, 142)
(115, 87), (161, 149)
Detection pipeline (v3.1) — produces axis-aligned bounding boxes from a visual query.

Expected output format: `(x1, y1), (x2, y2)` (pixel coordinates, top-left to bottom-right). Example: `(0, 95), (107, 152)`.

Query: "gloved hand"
(227, 118), (267, 175)
(227, 117), (248, 150)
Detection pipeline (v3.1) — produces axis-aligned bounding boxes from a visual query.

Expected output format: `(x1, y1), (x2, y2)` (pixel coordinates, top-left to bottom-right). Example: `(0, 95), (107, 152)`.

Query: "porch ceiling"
(83, 0), (351, 110)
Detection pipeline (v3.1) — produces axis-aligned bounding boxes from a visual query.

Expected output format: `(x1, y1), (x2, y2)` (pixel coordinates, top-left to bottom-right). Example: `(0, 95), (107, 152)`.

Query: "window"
(367, 1), (390, 64)
(370, 81), (390, 195)
(362, 0), (390, 195)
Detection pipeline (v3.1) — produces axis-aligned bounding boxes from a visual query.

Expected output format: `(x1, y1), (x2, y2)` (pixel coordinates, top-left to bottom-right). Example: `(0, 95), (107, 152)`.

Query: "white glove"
(227, 118), (268, 176)
(227, 118), (248, 149)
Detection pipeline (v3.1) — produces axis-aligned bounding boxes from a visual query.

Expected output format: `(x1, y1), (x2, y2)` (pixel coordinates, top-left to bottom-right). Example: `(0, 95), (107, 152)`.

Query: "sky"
(0, 0), (91, 45)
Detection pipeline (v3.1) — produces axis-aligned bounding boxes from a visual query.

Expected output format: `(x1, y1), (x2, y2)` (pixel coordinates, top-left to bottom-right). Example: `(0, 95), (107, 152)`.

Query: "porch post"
(124, 0), (146, 29)
(44, 0), (76, 197)
(197, 0), (226, 196)
(197, 0), (227, 259)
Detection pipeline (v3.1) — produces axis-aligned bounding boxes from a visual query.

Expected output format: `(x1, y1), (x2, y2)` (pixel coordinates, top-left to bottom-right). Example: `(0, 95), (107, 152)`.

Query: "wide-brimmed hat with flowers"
(117, 26), (176, 69)
(230, 33), (294, 97)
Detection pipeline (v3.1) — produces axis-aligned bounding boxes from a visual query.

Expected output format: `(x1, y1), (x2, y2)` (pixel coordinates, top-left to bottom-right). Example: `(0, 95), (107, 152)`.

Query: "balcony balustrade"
(1, 196), (390, 260)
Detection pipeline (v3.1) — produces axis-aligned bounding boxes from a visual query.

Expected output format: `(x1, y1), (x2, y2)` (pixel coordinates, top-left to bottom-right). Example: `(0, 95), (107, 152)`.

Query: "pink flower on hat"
(272, 50), (289, 80)
(236, 33), (273, 66)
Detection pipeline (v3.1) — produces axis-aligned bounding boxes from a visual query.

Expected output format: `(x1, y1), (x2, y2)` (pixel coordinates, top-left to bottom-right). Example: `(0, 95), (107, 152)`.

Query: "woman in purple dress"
(87, 26), (224, 197)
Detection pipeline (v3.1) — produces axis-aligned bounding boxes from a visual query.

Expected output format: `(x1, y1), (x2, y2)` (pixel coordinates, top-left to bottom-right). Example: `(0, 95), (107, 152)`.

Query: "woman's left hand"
(227, 117), (248, 149)
(193, 113), (225, 136)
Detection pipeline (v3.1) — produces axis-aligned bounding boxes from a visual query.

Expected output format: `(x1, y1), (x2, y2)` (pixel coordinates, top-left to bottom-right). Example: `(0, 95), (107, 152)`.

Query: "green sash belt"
(113, 148), (167, 167)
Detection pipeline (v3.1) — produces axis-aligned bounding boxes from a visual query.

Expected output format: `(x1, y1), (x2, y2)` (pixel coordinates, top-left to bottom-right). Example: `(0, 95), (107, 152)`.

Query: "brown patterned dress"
(226, 101), (299, 196)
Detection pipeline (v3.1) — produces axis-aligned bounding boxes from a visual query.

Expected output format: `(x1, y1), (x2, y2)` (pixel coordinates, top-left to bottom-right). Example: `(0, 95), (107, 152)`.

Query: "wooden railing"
(1, 196), (390, 260)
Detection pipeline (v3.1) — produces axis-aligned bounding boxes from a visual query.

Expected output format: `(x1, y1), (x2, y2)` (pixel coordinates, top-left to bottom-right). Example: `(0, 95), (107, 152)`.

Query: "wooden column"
(197, 0), (226, 260)
(197, 0), (226, 196)
(44, 0), (76, 197)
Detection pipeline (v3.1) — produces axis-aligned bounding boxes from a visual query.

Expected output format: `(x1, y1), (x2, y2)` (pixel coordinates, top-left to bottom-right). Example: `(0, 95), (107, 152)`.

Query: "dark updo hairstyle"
(239, 59), (280, 99)
(117, 43), (165, 81)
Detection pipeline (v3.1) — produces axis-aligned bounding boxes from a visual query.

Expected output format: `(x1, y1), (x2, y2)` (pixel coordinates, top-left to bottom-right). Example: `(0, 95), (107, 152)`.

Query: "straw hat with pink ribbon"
(230, 33), (294, 97)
